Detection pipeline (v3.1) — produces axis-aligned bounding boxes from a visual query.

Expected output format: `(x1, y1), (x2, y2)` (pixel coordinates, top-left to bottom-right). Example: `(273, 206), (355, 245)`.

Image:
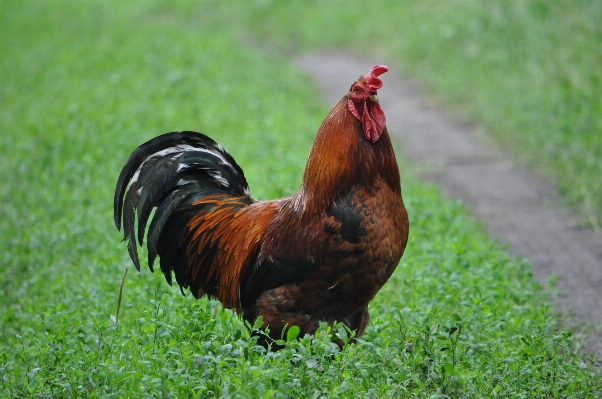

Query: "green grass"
(0, 1), (600, 397)
(232, 0), (602, 231)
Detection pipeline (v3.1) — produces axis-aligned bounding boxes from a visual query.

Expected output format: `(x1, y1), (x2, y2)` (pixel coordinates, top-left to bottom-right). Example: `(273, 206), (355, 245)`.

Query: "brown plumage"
(114, 65), (409, 348)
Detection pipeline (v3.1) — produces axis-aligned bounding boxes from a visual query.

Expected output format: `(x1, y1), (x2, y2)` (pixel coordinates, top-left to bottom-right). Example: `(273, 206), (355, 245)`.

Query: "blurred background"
(1, 0), (601, 395)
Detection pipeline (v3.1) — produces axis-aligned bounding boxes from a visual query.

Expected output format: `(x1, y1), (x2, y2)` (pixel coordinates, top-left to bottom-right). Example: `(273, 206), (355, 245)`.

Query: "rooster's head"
(347, 65), (388, 143)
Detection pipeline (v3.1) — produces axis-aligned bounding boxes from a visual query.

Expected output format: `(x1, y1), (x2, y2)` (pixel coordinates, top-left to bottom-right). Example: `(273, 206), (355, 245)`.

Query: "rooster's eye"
(353, 86), (360, 93)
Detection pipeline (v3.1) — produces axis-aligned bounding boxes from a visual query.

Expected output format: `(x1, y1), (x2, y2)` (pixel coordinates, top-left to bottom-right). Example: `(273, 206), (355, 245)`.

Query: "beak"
(369, 94), (379, 103)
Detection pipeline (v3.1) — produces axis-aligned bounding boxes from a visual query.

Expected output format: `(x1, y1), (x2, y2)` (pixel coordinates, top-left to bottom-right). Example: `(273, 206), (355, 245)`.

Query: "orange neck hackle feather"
(295, 94), (400, 216)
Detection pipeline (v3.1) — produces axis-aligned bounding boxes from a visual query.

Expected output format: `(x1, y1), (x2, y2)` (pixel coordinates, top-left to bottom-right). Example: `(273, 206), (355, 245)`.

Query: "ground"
(297, 50), (602, 358)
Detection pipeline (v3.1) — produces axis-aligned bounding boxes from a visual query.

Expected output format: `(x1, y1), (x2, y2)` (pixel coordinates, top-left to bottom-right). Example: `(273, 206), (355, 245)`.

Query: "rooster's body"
(114, 65), (409, 346)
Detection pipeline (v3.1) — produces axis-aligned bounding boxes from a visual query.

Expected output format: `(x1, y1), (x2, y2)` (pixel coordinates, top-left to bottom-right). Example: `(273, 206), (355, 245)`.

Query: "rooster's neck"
(292, 97), (401, 216)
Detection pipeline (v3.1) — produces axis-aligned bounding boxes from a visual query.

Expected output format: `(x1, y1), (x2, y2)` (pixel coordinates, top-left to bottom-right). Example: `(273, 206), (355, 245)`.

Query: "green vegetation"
(0, 1), (599, 397)
(235, 0), (602, 230)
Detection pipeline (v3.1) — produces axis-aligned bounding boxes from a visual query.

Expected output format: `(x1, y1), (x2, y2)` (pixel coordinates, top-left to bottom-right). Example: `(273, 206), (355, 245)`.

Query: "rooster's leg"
(339, 306), (370, 343)
(249, 287), (318, 349)
(248, 287), (370, 349)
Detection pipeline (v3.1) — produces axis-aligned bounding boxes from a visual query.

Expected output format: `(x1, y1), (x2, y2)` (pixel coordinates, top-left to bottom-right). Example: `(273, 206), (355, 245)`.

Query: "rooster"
(114, 65), (409, 347)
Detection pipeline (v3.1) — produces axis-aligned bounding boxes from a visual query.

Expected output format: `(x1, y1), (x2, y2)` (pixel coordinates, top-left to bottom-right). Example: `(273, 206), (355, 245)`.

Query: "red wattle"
(362, 102), (386, 143)
(348, 99), (386, 143)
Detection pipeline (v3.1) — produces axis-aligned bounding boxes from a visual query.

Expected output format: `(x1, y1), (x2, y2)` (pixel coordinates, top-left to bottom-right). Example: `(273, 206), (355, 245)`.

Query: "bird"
(114, 65), (409, 348)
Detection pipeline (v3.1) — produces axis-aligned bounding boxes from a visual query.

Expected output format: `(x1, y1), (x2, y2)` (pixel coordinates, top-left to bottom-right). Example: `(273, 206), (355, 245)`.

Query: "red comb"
(365, 65), (388, 92)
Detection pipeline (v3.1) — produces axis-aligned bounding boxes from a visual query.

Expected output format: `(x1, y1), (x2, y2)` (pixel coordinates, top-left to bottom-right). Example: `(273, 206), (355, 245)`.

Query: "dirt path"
(296, 50), (602, 358)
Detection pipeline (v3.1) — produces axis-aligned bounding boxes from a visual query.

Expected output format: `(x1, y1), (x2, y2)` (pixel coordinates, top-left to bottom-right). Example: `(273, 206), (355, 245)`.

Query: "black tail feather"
(114, 131), (251, 272)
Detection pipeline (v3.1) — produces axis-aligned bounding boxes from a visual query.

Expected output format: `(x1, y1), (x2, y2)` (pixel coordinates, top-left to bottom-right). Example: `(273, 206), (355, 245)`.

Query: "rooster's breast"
(307, 177), (408, 317)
